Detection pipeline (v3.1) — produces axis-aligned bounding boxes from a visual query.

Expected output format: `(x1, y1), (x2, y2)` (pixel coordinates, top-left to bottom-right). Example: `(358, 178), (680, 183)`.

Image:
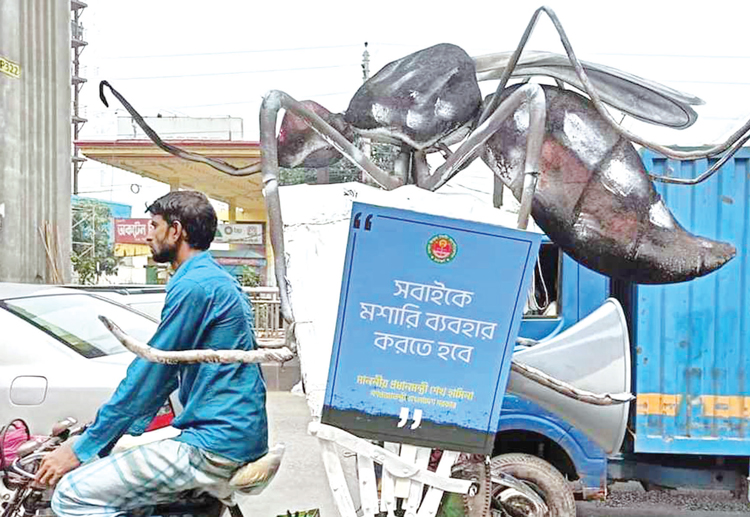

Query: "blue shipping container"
(636, 148), (750, 455)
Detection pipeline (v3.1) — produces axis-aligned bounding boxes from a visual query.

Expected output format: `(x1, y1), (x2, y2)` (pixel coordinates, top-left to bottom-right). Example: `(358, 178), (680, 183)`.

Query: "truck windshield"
(4, 293), (158, 359)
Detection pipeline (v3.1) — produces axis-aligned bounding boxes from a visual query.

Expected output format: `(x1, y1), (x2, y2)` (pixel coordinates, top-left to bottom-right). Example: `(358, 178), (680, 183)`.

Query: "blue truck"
(495, 148), (750, 506)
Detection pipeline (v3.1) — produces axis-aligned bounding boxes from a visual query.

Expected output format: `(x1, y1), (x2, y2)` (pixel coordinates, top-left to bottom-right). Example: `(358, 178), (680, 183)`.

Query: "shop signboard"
(114, 218), (150, 244)
(215, 223), (264, 244)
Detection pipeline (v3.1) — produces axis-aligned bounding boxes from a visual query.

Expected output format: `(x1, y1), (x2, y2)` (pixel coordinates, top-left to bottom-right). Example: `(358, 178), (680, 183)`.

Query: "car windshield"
(127, 301), (164, 321)
(4, 293), (158, 358)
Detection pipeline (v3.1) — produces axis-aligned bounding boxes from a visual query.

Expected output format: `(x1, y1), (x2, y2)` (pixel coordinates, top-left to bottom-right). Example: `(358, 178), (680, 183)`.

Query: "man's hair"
(146, 191), (217, 250)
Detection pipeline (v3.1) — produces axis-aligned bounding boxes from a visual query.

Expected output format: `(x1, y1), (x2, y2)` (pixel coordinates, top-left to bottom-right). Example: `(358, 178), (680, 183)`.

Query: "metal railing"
(243, 287), (284, 339)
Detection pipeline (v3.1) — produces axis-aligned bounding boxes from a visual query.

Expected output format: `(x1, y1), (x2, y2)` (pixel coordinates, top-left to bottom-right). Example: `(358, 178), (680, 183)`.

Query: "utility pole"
(361, 42), (370, 82)
(71, 0), (89, 195)
(360, 42), (372, 182)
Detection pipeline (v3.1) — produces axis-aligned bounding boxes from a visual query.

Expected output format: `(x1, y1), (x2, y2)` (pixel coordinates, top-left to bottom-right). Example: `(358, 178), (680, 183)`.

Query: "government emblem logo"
(427, 234), (457, 264)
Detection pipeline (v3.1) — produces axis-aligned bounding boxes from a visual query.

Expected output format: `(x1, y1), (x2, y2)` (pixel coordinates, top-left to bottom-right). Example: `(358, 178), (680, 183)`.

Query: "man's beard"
(151, 243), (178, 264)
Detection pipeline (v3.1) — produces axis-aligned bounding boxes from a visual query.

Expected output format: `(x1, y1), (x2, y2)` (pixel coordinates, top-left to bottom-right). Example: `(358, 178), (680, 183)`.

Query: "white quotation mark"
(397, 407), (423, 429)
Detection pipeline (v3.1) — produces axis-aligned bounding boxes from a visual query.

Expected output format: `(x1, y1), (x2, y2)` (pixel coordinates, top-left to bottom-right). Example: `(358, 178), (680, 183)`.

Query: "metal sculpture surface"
(483, 84), (736, 284)
(99, 6), (750, 325)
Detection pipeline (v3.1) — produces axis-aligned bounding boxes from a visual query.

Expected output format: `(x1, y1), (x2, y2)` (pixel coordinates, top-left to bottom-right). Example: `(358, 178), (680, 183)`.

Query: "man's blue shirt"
(73, 251), (268, 464)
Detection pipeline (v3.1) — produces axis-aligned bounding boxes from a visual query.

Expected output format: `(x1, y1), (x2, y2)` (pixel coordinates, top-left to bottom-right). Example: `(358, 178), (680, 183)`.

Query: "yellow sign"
(638, 393), (750, 419)
(701, 395), (750, 419)
(0, 56), (21, 79)
(114, 243), (151, 257)
(637, 393), (682, 417)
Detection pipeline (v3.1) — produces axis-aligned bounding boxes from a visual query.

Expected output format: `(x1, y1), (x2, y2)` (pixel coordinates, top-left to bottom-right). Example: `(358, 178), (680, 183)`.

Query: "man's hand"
(34, 442), (81, 488)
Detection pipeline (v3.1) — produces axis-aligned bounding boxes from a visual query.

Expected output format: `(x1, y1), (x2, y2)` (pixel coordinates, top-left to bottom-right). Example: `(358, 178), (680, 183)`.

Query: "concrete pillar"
(228, 199), (237, 223)
(493, 175), (504, 209)
(0, 0), (71, 283)
(227, 199), (238, 251)
(265, 222), (274, 287)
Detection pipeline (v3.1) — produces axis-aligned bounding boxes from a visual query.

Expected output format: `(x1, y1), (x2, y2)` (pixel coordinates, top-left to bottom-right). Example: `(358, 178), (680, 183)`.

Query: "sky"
(74, 0), (750, 215)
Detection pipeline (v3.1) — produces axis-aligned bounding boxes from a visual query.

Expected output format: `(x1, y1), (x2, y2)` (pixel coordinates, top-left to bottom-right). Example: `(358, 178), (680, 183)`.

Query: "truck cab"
(497, 241), (612, 499)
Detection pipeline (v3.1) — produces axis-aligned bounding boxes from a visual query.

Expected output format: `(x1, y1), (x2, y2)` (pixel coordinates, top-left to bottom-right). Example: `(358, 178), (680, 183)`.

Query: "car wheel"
(490, 453), (575, 517)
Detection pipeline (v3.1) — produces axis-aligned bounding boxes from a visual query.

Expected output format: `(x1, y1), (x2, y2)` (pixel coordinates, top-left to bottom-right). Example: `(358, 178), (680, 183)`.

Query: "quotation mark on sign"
(397, 407), (423, 430)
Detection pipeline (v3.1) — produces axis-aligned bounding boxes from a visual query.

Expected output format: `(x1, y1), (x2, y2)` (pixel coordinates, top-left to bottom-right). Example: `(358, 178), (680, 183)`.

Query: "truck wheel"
(491, 453), (575, 517)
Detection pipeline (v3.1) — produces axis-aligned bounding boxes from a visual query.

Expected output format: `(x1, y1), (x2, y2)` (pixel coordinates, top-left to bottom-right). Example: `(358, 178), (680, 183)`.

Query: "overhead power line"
(103, 44), (363, 60)
(163, 91), (353, 110)
(589, 52), (750, 60)
(105, 91), (352, 114)
(659, 79), (750, 86)
(112, 63), (359, 81)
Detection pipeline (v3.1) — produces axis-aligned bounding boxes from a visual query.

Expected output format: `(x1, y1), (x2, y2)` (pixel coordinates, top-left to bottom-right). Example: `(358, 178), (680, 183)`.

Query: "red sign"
(215, 257), (263, 266)
(114, 218), (150, 244)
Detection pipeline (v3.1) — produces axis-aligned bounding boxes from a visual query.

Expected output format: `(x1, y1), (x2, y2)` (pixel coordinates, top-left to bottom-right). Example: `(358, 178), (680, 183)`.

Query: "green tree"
(279, 142), (398, 186)
(238, 265), (261, 287)
(71, 199), (121, 285)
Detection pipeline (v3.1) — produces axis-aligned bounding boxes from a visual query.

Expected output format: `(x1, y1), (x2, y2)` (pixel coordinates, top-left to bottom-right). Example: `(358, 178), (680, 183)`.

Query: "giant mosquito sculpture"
(97, 6), (750, 516)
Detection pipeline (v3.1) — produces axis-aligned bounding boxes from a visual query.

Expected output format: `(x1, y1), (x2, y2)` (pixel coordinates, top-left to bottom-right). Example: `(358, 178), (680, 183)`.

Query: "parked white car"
(67, 285), (298, 391)
(73, 285), (286, 340)
(69, 285), (169, 320)
(0, 283), (175, 436)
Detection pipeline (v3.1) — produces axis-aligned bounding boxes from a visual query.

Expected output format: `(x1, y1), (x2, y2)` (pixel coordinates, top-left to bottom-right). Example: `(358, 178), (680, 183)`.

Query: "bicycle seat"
(228, 444), (285, 496)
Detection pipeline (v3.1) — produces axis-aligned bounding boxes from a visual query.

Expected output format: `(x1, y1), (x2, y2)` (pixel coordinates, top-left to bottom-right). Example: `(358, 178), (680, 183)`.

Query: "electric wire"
(111, 63), (359, 81)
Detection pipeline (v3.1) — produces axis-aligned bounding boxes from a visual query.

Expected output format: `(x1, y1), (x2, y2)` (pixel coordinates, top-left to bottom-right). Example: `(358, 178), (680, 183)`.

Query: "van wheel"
(491, 453), (575, 517)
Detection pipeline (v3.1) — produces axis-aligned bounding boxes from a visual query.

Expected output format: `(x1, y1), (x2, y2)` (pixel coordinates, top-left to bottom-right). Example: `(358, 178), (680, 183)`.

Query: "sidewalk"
(237, 391), (348, 517)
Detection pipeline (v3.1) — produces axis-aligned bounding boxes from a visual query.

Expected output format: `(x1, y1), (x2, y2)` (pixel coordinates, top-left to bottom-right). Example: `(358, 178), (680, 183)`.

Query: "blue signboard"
(322, 202), (542, 454)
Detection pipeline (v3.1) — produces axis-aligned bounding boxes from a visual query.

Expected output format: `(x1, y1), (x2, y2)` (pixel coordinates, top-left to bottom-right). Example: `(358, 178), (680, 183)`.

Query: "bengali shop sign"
(321, 203), (541, 454)
(114, 218), (150, 244)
